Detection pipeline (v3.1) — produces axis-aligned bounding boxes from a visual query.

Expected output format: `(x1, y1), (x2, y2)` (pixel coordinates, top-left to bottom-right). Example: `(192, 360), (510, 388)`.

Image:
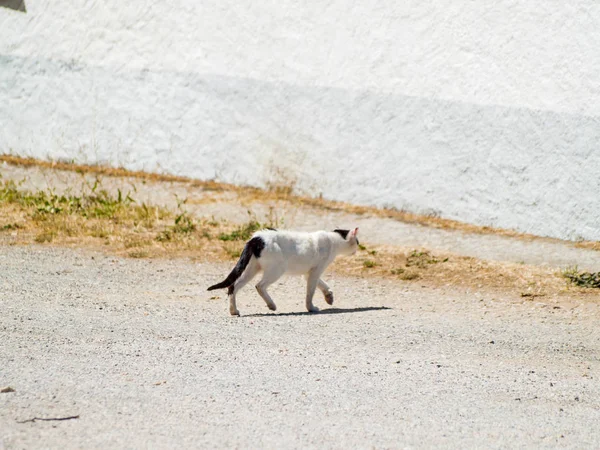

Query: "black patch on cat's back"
(248, 235), (265, 258)
(334, 229), (350, 239)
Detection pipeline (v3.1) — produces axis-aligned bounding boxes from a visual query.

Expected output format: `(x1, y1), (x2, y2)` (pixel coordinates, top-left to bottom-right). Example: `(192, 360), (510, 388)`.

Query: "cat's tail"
(207, 236), (265, 291)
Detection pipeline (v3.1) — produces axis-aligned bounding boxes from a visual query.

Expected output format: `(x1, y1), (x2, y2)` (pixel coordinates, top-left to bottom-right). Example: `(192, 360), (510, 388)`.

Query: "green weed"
(1, 223), (23, 231)
(218, 220), (262, 241)
(406, 250), (446, 268)
(563, 266), (600, 289)
(0, 178), (139, 221)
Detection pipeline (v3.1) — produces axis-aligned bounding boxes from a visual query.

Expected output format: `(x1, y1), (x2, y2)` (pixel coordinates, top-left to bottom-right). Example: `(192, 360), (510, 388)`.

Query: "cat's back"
(252, 229), (334, 273)
(254, 229), (326, 255)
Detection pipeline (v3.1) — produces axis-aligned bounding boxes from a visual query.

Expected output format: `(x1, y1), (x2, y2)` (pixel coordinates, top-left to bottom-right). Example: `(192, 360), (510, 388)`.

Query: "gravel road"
(1, 245), (600, 449)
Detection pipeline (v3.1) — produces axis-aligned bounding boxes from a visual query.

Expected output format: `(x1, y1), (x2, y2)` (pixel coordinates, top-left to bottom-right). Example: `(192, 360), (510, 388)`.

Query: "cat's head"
(333, 227), (360, 255)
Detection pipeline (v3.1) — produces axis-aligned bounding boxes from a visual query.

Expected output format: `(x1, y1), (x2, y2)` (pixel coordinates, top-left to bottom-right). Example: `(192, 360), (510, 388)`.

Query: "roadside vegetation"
(0, 156), (597, 301)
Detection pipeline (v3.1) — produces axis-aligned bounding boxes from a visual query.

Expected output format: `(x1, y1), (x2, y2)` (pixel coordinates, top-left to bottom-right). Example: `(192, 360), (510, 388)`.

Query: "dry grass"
(0, 175), (284, 263)
(0, 155), (230, 191)
(575, 241), (600, 251)
(0, 155), (598, 302)
(332, 244), (585, 299)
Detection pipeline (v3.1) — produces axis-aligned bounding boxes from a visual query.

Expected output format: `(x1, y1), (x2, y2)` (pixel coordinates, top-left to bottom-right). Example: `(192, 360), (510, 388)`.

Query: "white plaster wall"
(1, 1), (600, 241)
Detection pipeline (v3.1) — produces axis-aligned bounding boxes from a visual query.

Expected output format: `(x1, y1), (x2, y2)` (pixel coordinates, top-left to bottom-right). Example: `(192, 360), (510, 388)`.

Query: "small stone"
(1, 387), (15, 393)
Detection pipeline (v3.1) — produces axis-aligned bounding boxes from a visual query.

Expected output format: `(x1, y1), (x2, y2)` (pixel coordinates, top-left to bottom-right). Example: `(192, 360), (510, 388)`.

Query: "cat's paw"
(307, 306), (320, 313)
(267, 303), (277, 311)
(324, 291), (334, 305)
(229, 307), (240, 316)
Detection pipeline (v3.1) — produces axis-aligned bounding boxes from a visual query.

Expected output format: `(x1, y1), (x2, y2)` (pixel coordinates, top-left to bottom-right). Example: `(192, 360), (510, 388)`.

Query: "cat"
(207, 228), (359, 316)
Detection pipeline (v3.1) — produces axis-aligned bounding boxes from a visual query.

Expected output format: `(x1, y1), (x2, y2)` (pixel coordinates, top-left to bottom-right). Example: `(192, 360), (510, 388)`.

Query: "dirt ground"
(1, 160), (600, 448)
(1, 245), (600, 449)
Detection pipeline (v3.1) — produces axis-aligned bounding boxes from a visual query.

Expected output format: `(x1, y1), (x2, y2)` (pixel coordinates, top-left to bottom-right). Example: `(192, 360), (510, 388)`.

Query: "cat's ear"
(349, 227), (359, 238)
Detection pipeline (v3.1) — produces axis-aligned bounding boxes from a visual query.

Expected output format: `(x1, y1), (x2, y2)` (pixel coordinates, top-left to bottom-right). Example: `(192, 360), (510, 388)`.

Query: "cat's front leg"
(317, 278), (334, 305)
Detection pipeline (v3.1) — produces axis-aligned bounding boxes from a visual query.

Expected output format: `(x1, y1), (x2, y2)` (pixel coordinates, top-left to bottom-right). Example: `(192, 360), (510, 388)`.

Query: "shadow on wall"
(0, 0), (26, 12)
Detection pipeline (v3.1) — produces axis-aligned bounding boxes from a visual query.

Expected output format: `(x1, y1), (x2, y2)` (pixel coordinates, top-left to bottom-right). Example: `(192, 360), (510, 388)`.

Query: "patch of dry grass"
(575, 241), (600, 251)
(0, 175), (277, 263)
(0, 155), (598, 302)
(332, 244), (580, 298)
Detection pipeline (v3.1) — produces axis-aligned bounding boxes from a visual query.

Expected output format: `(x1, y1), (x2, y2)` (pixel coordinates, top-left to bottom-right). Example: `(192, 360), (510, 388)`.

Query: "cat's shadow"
(244, 306), (391, 317)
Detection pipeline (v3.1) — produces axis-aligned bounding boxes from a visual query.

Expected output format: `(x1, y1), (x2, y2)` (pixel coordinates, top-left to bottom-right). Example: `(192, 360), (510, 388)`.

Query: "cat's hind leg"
(228, 259), (259, 316)
(255, 265), (285, 312)
(317, 278), (334, 305)
(305, 266), (326, 313)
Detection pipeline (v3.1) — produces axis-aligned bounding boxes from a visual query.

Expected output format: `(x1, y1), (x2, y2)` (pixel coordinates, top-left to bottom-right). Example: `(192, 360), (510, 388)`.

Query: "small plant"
(363, 260), (377, 268)
(266, 206), (285, 230)
(173, 213), (196, 234)
(406, 250), (444, 268)
(156, 199), (197, 241)
(89, 224), (110, 238)
(218, 220), (262, 241)
(1, 223), (23, 231)
(85, 187), (135, 219)
(265, 165), (297, 196)
(401, 271), (419, 280)
(218, 209), (281, 242)
(563, 267), (600, 289)
(400, 272), (420, 280)
(135, 202), (162, 229)
(358, 244), (366, 251)
(155, 229), (173, 242)
(224, 244), (243, 259)
(391, 267), (419, 280)
(34, 231), (56, 243)
(128, 249), (149, 258)
(124, 237), (151, 249)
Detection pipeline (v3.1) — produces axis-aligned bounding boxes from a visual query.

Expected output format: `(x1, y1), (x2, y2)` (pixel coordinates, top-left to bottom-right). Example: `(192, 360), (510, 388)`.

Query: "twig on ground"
(17, 415), (79, 424)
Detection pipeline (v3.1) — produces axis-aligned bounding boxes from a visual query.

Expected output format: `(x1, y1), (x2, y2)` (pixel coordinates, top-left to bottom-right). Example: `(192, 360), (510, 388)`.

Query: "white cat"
(208, 228), (360, 316)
